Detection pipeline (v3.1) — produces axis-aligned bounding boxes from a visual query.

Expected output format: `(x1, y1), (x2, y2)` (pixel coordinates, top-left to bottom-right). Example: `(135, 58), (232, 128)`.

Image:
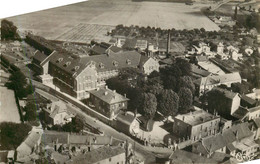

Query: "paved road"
(66, 102), (159, 164)
(35, 88), (170, 163)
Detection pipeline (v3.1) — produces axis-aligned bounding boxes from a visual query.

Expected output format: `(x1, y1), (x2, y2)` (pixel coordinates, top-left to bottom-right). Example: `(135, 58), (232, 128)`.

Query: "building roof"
(49, 101), (68, 118)
(231, 106), (248, 119)
(241, 95), (257, 105)
(116, 111), (136, 126)
(42, 131), (69, 145)
(16, 131), (41, 157)
(222, 122), (253, 143)
(202, 134), (226, 152)
(66, 146), (125, 164)
(197, 61), (225, 75)
(253, 118), (260, 128)
(196, 56), (208, 62)
(191, 64), (211, 77)
(89, 87), (129, 104)
(69, 135), (112, 145)
(169, 150), (217, 164)
(33, 50), (48, 63)
(48, 50), (147, 77)
(248, 106), (260, 113)
(212, 87), (238, 99)
(175, 110), (219, 126)
(199, 72), (241, 87)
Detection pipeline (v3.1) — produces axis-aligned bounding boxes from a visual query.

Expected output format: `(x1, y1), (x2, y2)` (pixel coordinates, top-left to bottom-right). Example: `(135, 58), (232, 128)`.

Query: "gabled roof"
(66, 146), (125, 164)
(191, 64), (211, 77)
(199, 72), (241, 86)
(212, 87), (238, 99)
(89, 88), (129, 104)
(33, 50), (48, 63)
(241, 95), (257, 105)
(116, 112), (136, 126)
(253, 118), (260, 128)
(248, 106), (260, 113)
(202, 134), (226, 152)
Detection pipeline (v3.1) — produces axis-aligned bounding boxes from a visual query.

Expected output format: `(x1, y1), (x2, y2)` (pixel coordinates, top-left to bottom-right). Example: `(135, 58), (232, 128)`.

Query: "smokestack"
(166, 30), (171, 55)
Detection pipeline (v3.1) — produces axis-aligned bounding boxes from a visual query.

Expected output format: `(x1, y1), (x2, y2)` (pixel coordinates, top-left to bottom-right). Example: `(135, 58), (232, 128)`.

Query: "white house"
(227, 46), (243, 61)
(44, 100), (75, 125)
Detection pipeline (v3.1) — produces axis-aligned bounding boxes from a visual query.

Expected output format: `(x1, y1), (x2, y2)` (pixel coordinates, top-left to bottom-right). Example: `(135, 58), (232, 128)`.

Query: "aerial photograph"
(0, 0), (260, 163)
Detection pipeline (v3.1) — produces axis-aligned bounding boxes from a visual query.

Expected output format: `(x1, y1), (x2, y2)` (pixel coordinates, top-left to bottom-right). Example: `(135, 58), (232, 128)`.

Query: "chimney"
(104, 91), (108, 95)
(96, 87), (100, 91)
(124, 94), (127, 98)
(235, 130), (239, 139)
(182, 116), (185, 121)
(113, 90), (116, 93)
(166, 30), (171, 55)
(105, 85), (108, 89)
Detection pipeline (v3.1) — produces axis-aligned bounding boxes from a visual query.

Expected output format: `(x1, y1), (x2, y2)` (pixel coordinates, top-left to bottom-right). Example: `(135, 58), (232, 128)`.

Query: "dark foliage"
(1, 19), (21, 40)
(0, 122), (32, 150)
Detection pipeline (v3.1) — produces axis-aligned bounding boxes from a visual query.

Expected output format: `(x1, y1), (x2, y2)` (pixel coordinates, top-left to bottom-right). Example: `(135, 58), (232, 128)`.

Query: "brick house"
(172, 110), (220, 141)
(88, 87), (129, 119)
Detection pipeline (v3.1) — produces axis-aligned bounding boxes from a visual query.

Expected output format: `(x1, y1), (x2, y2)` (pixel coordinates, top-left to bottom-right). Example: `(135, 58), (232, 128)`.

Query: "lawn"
(0, 86), (21, 123)
(6, 0), (219, 41)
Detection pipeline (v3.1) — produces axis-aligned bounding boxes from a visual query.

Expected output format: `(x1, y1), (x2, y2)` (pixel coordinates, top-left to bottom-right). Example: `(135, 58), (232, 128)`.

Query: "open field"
(56, 24), (115, 43)
(6, 0), (219, 40)
(0, 86), (21, 123)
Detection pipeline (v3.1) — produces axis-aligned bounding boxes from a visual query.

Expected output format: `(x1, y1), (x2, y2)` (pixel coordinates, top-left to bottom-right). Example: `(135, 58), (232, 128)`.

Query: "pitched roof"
(69, 135), (112, 145)
(241, 94), (257, 105)
(253, 118), (260, 128)
(33, 50), (48, 63)
(17, 131), (41, 156)
(212, 87), (238, 99)
(66, 146), (125, 164)
(191, 64), (211, 77)
(196, 56), (208, 62)
(89, 87), (129, 104)
(202, 134), (226, 152)
(231, 106), (248, 119)
(248, 106), (260, 113)
(222, 122), (253, 143)
(116, 112), (136, 126)
(41, 131), (69, 145)
(199, 72), (241, 86)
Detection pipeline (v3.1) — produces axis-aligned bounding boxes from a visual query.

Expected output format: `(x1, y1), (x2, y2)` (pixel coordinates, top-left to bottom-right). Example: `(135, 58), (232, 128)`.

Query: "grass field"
(0, 86), (21, 123)
(7, 0), (219, 40)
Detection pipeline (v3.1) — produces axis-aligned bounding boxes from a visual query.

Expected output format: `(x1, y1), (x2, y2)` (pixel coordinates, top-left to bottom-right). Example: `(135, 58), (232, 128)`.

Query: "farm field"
(56, 24), (115, 43)
(6, 0), (220, 41)
(0, 86), (21, 123)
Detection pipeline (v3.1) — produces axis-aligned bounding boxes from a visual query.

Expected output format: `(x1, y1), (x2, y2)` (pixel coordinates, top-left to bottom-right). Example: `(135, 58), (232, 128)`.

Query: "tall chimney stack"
(166, 30), (171, 55)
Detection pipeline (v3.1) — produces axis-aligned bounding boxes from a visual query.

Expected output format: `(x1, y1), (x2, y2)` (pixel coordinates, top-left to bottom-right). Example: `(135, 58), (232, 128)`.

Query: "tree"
(157, 89), (179, 117)
(139, 93), (157, 119)
(5, 70), (30, 99)
(62, 116), (84, 133)
(0, 122), (32, 150)
(175, 58), (191, 76)
(23, 102), (37, 122)
(178, 87), (193, 111)
(179, 76), (195, 93)
(1, 19), (20, 40)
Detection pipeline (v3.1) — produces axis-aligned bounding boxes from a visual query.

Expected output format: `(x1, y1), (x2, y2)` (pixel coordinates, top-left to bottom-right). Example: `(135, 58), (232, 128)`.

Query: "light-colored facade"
(173, 110), (220, 141)
(33, 50), (159, 100)
(89, 87), (129, 119)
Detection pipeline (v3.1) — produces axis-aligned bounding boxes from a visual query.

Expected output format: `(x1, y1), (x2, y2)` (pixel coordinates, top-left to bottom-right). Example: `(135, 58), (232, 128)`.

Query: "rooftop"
(248, 106), (260, 113)
(197, 61), (225, 75)
(66, 146), (125, 164)
(175, 110), (219, 126)
(199, 72), (241, 86)
(212, 87), (238, 99)
(89, 87), (129, 104)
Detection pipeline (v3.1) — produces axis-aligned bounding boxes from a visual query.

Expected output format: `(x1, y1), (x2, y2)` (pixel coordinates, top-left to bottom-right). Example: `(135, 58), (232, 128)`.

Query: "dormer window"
(56, 58), (63, 63)
(99, 63), (104, 69)
(64, 61), (71, 67)
(126, 59), (131, 65)
(72, 66), (79, 71)
(113, 61), (118, 67)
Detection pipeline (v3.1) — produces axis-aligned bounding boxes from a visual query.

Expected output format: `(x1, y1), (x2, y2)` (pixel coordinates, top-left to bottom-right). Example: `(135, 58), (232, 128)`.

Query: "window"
(109, 158), (112, 162)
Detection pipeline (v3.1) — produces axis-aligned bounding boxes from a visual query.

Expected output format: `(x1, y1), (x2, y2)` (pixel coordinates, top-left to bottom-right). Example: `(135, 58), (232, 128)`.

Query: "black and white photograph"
(0, 0), (260, 163)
